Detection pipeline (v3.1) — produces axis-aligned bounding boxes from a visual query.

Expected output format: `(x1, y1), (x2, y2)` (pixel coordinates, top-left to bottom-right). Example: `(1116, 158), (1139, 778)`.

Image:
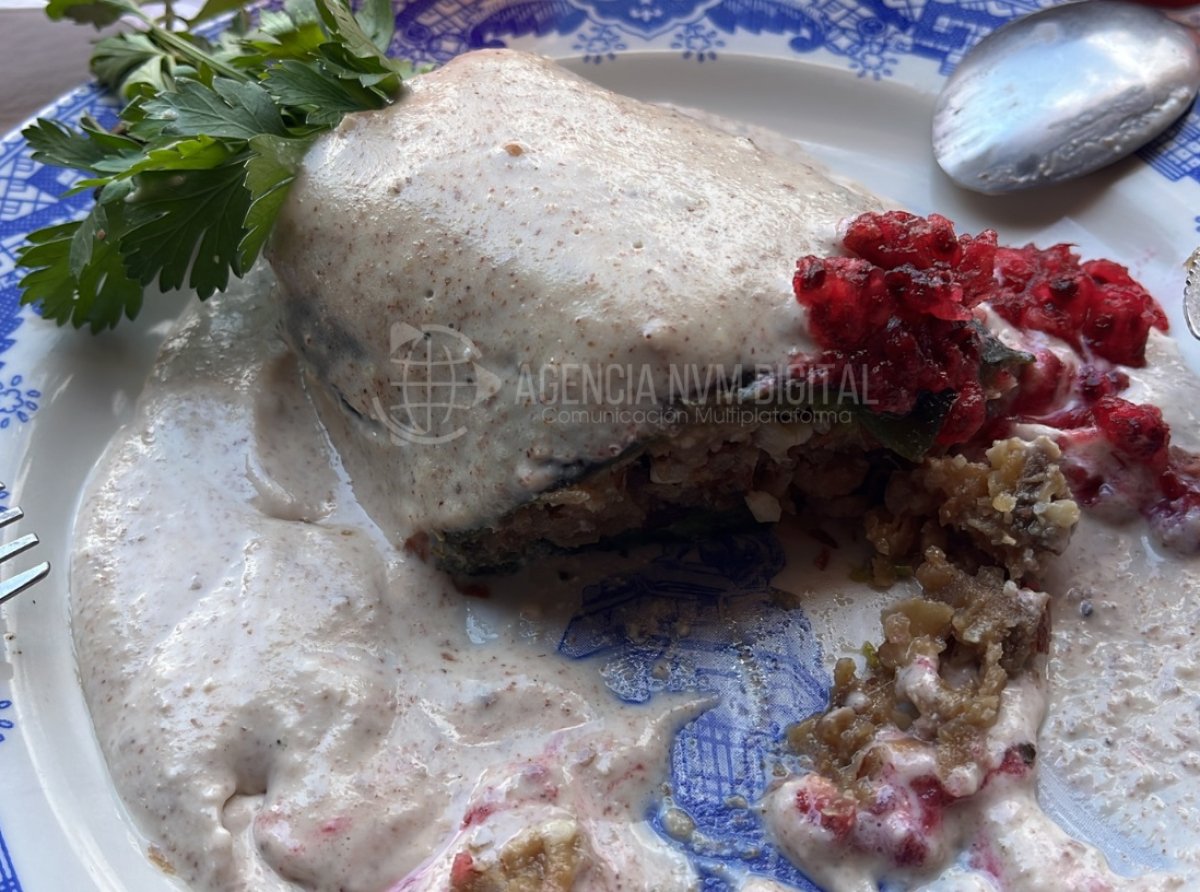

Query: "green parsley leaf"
(18, 210), (144, 331)
(233, 14), (326, 66)
(18, 223), (84, 321)
(123, 134), (239, 176)
(264, 58), (391, 127)
(121, 156), (253, 296)
(23, 117), (138, 174)
(356, 0), (396, 54)
(45, 0), (133, 28)
(187, 0), (248, 27)
(91, 33), (166, 92)
(140, 78), (287, 141)
(261, 0), (321, 34)
(971, 320), (1034, 386)
(314, 0), (398, 69)
(240, 133), (314, 269)
(18, 0), (410, 330)
(857, 390), (958, 462)
(118, 54), (179, 100)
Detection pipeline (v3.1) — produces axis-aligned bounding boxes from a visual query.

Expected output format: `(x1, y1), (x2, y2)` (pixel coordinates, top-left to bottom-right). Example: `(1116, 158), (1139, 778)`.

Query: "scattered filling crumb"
(450, 821), (583, 892)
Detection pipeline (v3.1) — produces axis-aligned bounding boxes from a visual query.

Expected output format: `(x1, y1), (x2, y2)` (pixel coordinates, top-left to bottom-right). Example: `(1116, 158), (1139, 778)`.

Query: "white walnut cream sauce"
(266, 50), (882, 542)
(71, 55), (1200, 892)
(73, 281), (701, 892)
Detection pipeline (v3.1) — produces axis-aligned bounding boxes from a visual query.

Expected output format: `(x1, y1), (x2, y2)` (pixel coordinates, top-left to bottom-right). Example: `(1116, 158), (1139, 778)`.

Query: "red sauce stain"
(992, 743), (1036, 780)
(793, 780), (856, 840)
(968, 839), (1004, 880)
(318, 816), (350, 836)
(910, 774), (954, 834)
(461, 803), (495, 828)
(402, 533), (430, 561)
(893, 831), (929, 867)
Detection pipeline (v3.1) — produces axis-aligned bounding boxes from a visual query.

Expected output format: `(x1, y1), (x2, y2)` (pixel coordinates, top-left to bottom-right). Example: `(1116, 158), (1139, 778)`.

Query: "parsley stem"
(129, 7), (250, 82)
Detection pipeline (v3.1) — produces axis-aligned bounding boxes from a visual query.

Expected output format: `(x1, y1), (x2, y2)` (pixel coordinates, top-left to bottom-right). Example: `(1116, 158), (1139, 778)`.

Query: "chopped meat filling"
(789, 547), (1049, 790)
(434, 418), (870, 574)
(865, 436), (1079, 582)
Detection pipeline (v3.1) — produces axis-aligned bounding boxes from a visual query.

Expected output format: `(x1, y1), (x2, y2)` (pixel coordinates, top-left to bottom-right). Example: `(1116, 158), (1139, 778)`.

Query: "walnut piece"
(450, 820), (584, 892)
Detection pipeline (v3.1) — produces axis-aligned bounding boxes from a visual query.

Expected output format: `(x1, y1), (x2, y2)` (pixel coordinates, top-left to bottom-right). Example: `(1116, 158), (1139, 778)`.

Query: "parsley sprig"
(18, 0), (411, 330)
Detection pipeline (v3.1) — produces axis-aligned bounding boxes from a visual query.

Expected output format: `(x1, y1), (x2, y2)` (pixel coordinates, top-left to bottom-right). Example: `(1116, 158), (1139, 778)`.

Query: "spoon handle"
(1184, 248), (1200, 340)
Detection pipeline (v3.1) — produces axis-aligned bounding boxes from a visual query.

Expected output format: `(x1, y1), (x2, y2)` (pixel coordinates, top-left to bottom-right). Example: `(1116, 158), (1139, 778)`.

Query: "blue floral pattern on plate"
(0, 699), (12, 745)
(0, 376), (39, 430)
(1, 3), (1198, 890)
(0, 701), (18, 891)
(560, 533), (828, 889)
(0, 835), (18, 892)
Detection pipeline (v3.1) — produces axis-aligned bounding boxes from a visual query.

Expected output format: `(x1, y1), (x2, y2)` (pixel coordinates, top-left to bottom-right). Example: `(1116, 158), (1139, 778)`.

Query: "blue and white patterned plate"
(3, 2), (1200, 890)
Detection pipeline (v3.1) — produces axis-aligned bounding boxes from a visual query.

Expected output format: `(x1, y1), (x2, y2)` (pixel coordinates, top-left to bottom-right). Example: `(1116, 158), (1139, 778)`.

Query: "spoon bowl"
(933, 0), (1200, 194)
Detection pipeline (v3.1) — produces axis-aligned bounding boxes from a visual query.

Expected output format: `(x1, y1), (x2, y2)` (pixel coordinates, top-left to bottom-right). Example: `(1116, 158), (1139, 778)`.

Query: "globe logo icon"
(371, 323), (502, 445)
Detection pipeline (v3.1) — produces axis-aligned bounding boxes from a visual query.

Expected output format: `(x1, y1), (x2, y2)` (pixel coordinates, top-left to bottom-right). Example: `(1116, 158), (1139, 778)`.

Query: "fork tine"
(0, 533), (38, 563)
(0, 484), (49, 606)
(0, 561), (50, 606)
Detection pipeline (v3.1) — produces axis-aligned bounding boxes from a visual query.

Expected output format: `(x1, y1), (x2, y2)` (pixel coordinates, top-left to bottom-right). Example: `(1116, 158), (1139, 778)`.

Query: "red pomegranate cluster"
(794, 210), (1199, 550)
(792, 212), (1000, 446)
(991, 245), (1167, 366)
(1030, 384), (1200, 549)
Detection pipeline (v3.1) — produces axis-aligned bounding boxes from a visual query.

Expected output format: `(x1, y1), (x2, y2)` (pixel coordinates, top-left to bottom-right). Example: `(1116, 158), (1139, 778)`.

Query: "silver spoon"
(1185, 248), (1200, 338)
(932, 0), (1200, 194)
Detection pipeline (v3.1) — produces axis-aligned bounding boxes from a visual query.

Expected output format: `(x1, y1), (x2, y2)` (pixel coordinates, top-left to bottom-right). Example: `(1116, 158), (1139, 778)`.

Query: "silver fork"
(0, 485), (50, 606)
